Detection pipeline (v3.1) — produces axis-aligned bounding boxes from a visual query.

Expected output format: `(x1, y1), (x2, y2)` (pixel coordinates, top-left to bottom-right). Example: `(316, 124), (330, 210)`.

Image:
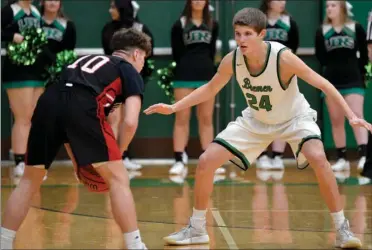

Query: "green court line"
(1, 177), (370, 189)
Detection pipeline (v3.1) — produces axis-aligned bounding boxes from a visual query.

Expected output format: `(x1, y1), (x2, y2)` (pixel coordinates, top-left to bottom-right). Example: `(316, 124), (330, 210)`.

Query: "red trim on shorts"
(95, 77), (122, 161)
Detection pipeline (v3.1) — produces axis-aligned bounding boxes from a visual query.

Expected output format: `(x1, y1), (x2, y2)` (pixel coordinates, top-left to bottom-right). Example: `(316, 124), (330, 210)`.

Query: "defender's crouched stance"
(145, 8), (372, 249)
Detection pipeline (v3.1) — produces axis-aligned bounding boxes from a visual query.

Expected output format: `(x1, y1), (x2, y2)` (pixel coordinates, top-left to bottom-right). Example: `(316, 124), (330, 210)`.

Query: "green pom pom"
(45, 50), (78, 86)
(6, 27), (48, 66)
(365, 62), (372, 88)
(155, 61), (176, 103)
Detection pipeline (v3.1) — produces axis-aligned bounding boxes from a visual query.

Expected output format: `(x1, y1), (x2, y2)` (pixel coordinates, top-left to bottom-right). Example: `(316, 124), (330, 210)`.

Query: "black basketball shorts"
(25, 83), (121, 169)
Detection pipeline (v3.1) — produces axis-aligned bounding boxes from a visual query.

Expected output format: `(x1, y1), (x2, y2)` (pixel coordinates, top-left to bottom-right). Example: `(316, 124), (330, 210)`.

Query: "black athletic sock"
(336, 147), (347, 160)
(122, 151), (129, 160)
(174, 152), (183, 162)
(258, 151), (269, 159)
(272, 151), (283, 158)
(357, 144), (367, 158)
(14, 154), (25, 166)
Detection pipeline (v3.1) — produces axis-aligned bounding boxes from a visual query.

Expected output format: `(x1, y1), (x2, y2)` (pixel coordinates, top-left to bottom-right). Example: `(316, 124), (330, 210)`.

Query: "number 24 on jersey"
(245, 93), (273, 111)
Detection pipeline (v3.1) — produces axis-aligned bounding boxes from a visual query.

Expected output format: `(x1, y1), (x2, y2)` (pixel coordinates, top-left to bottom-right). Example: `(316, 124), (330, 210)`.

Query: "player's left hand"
(349, 117), (372, 132)
(144, 103), (175, 115)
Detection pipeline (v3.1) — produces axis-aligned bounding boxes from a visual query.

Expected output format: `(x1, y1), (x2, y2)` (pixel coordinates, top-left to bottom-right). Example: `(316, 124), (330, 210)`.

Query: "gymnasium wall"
(1, 1), (371, 159)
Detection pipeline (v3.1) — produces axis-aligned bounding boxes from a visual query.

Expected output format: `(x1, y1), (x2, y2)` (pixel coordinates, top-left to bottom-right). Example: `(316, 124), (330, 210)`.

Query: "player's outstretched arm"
(281, 49), (372, 132)
(144, 51), (234, 115)
(119, 95), (142, 153)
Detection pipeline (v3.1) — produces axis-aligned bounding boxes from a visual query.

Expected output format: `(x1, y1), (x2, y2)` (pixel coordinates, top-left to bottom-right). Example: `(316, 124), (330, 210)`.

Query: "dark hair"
(6, 0), (17, 5)
(111, 28), (152, 56)
(7, 0), (31, 6)
(259, 0), (288, 15)
(40, 0), (67, 19)
(181, 0), (213, 29)
(233, 8), (267, 33)
(113, 0), (135, 26)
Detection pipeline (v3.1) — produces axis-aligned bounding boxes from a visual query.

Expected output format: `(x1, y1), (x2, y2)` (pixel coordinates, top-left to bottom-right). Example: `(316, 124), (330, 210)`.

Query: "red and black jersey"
(60, 54), (144, 115)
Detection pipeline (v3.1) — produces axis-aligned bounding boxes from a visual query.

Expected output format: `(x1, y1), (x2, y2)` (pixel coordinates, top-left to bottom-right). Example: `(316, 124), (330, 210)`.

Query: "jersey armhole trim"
(232, 49), (237, 84)
(277, 47), (293, 90)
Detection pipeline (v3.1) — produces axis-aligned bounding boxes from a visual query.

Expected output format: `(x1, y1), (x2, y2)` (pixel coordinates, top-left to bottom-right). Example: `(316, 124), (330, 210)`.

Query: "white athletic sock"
(1, 227), (16, 250)
(124, 229), (143, 249)
(192, 207), (207, 219)
(191, 208), (207, 229)
(331, 210), (346, 230)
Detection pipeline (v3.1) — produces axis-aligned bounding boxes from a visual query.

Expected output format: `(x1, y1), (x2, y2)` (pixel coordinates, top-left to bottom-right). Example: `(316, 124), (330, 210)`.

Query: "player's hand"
(144, 103), (175, 115)
(13, 33), (24, 44)
(349, 117), (372, 132)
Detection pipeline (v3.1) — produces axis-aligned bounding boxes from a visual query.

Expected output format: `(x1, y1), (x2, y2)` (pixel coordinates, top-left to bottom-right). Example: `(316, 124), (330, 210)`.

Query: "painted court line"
(211, 208), (239, 250)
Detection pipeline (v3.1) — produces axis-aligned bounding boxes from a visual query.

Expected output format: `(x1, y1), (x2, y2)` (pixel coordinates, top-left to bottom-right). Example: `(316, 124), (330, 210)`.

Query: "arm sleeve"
(62, 20), (77, 51)
(355, 23), (368, 76)
(209, 20), (219, 60)
(119, 63), (145, 103)
(288, 18), (299, 54)
(171, 20), (185, 63)
(315, 27), (327, 67)
(1, 5), (15, 42)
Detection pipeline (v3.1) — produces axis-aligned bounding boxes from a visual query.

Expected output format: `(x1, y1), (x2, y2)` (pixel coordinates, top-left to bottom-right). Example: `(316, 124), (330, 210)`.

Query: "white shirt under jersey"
(234, 41), (312, 125)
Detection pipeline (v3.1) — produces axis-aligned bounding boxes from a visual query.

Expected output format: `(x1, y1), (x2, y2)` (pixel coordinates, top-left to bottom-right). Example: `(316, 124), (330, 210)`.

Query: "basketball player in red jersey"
(1, 28), (150, 250)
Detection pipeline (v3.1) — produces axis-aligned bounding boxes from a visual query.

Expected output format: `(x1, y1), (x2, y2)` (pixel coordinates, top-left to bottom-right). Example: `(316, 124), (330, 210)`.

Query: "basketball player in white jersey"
(145, 8), (371, 249)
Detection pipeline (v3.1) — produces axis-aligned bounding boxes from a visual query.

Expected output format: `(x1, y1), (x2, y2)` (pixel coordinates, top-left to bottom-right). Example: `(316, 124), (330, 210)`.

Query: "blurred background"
(1, 0), (371, 162)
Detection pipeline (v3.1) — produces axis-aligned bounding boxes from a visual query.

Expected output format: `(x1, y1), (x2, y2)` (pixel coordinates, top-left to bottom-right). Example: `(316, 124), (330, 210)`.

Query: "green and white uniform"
(214, 42), (321, 170)
(1, 3), (44, 89)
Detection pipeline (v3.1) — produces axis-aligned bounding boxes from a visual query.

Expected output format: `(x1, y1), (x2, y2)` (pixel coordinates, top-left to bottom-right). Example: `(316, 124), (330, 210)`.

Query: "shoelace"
(169, 224), (192, 236)
(338, 221), (354, 238)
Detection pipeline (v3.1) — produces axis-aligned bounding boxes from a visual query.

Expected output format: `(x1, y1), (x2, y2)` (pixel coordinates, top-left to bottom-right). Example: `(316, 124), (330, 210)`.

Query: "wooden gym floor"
(1, 162), (371, 249)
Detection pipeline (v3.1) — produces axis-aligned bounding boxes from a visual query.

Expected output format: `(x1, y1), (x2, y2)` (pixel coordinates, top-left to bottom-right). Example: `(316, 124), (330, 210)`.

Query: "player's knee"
(307, 150), (328, 168)
(197, 152), (211, 172)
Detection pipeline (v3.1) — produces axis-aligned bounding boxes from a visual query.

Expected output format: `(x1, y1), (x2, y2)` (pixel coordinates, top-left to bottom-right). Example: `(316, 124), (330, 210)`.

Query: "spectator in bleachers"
(1, 0), (44, 177)
(169, 0), (224, 176)
(315, 0), (368, 172)
(361, 9), (372, 179)
(257, 0), (299, 171)
(101, 0), (154, 170)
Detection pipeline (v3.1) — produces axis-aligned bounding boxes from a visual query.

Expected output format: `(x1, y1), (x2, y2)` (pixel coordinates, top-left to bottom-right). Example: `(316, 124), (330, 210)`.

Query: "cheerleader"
(169, 0), (224, 175)
(315, 0), (368, 172)
(1, 0), (43, 176)
(101, 0), (154, 170)
(257, 0), (299, 171)
(40, 0), (76, 68)
(361, 9), (372, 179)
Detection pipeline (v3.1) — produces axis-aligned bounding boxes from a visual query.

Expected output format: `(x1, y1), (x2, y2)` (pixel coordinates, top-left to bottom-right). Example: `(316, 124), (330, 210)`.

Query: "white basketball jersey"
(234, 41), (311, 124)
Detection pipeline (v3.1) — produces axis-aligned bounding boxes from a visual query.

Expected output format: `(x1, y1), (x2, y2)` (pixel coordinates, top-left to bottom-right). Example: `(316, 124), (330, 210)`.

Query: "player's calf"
(94, 161), (146, 249)
(1, 165), (46, 249)
(301, 140), (362, 249)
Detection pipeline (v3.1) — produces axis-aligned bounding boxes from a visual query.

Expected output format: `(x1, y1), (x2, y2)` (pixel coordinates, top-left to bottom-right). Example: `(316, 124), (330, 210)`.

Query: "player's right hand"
(144, 103), (175, 115)
(13, 33), (24, 44)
